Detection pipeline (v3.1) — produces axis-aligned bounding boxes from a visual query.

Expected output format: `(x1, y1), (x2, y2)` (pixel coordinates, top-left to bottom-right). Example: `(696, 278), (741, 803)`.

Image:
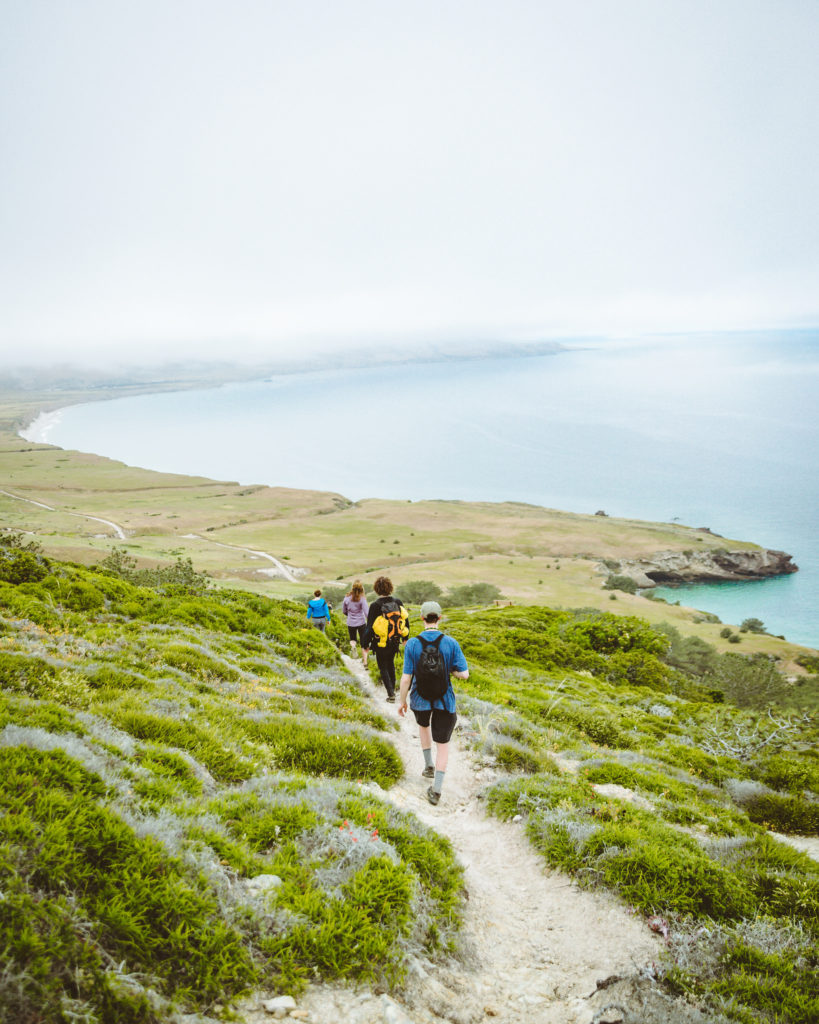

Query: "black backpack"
(414, 634), (449, 702)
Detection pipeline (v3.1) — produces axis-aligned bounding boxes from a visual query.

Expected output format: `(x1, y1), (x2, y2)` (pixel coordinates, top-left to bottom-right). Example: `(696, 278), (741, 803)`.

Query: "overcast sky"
(1, 0), (817, 367)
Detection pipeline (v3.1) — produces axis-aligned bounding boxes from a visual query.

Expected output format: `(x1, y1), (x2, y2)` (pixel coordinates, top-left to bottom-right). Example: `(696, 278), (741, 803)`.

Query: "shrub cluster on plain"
(1, 530), (818, 1024)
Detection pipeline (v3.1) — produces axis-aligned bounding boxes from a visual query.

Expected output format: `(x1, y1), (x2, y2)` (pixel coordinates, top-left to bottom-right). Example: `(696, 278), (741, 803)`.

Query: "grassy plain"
(1, 375), (815, 672)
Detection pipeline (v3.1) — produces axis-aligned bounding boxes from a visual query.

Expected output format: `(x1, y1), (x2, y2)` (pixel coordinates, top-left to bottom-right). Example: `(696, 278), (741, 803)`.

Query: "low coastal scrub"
(0, 544), (464, 1022)
(3, 533), (818, 1023)
(441, 605), (818, 1024)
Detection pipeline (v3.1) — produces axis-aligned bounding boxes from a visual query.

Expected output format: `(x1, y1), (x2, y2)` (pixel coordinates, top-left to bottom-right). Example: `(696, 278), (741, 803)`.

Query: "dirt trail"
(242, 654), (671, 1024)
(0, 488), (127, 539)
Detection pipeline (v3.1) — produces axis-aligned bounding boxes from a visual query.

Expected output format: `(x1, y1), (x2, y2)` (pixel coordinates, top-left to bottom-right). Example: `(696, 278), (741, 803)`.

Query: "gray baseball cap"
(420, 600), (443, 619)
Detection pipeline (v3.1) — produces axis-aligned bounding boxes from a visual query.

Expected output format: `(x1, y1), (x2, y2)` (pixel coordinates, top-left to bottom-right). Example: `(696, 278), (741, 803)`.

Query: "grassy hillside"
(0, 540), (464, 1022)
(2, 535), (817, 1023)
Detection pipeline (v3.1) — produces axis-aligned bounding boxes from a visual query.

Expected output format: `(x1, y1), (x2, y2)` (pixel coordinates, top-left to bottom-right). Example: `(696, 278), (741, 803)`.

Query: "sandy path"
(242, 654), (665, 1024)
(184, 533), (304, 582)
(0, 488), (127, 539)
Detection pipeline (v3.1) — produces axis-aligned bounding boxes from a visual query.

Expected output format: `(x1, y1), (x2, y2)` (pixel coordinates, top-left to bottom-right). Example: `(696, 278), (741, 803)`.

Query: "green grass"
(2, 522), (818, 1021)
(0, 552), (466, 1020)
(447, 603), (818, 1024)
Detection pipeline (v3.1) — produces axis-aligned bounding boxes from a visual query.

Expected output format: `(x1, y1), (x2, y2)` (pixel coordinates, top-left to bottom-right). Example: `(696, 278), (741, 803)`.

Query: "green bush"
(244, 715), (403, 787)
(394, 580), (442, 604)
(603, 574), (638, 594)
(743, 792), (819, 835)
(564, 613), (668, 656)
(0, 549), (49, 584)
(586, 821), (755, 919)
(0, 748), (259, 1008)
(740, 617), (767, 634)
(441, 582), (501, 607)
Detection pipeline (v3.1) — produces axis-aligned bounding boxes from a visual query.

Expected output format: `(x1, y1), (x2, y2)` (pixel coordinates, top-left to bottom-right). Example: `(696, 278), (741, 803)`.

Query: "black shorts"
(412, 708), (457, 744)
(347, 624), (367, 643)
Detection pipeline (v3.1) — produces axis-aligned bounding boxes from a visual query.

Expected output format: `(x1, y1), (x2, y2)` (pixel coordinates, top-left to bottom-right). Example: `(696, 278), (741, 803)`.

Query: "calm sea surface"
(31, 331), (819, 647)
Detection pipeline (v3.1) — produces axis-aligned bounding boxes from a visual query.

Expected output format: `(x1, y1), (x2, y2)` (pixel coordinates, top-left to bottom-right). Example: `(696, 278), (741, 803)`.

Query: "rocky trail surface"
(237, 654), (727, 1024)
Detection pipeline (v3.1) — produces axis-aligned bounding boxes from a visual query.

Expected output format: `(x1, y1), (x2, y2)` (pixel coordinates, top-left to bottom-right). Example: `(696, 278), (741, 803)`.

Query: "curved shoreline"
(19, 408), (65, 444)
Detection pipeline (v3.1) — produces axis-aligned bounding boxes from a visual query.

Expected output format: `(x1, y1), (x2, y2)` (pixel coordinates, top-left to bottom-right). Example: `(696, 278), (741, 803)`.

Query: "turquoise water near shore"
(30, 331), (819, 647)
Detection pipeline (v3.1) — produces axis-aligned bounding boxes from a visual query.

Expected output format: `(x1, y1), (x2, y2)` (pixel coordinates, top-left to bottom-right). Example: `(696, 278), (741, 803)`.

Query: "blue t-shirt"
(403, 629), (467, 713)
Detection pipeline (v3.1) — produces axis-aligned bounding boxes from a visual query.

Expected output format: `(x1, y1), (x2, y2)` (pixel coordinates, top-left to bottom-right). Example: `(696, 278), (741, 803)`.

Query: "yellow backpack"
(372, 599), (409, 647)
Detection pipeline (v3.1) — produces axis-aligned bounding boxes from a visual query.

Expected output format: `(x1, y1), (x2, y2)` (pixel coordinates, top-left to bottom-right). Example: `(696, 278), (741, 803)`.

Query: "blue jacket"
(307, 597), (331, 620)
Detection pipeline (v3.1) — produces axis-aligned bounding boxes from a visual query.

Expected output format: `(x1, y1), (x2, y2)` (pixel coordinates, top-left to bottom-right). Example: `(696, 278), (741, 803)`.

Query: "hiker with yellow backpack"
(365, 576), (409, 702)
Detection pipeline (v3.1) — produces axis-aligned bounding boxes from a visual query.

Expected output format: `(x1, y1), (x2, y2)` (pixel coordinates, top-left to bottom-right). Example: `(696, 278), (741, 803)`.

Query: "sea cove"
(25, 331), (819, 646)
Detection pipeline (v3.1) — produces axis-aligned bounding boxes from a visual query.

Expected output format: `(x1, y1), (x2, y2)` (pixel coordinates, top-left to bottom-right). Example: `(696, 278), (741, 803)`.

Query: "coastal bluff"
(608, 547), (798, 587)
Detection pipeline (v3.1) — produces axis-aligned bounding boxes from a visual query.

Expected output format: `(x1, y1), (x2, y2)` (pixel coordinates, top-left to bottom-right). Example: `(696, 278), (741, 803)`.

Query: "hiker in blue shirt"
(398, 601), (468, 806)
(306, 589), (332, 632)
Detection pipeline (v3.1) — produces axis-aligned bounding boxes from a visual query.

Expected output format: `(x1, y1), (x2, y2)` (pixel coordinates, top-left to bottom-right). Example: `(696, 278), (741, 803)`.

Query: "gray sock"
(422, 748), (434, 769)
(433, 769), (445, 794)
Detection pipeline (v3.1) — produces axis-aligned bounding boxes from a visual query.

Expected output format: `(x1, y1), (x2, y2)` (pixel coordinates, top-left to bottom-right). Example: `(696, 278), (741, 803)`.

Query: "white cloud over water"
(1, 0), (817, 367)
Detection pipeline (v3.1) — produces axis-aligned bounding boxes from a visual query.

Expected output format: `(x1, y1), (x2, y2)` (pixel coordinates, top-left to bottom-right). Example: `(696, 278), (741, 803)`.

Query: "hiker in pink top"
(342, 580), (369, 665)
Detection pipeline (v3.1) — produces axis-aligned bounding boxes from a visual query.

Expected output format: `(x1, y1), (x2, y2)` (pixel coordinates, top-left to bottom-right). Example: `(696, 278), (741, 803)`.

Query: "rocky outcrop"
(607, 548), (798, 588)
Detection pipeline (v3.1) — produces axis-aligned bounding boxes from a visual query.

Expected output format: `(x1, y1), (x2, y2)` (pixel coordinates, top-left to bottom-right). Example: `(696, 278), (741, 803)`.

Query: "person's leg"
(412, 711), (434, 776)
(385, 643), (398, 695)
(418, 722), (434, 775)
(427, 711), (457, 802)
(348, 625), (357, 657)
(374, 646), (395, 698)
(432, 742), (449, 795)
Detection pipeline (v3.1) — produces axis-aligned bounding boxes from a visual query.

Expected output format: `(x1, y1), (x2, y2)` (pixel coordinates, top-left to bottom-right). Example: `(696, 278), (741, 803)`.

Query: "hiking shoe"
(422, 765), (435, 779)
(426, 787), (440, 805)
(386, 695), (396, 703)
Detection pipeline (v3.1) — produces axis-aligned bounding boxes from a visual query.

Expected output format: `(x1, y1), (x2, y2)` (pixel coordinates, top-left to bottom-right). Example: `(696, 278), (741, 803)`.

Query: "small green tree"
(394, 580), (442, 604)
(602, 574), (638, 594)
(441, 582), (501, 608)
(739, 617), (766, 634)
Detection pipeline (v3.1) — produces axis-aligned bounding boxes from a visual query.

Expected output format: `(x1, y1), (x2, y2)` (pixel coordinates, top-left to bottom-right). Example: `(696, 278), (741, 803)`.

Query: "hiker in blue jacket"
(306, 589), (332, 632)
(398, 601), (468, 805)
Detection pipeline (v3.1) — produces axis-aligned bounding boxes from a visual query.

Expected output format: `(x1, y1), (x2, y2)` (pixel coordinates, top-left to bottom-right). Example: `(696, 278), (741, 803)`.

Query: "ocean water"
(28, 330), (819, 648)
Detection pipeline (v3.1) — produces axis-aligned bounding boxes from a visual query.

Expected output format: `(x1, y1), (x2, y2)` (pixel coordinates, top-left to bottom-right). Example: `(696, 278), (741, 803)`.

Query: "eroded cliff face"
(608, 548), (798, 588)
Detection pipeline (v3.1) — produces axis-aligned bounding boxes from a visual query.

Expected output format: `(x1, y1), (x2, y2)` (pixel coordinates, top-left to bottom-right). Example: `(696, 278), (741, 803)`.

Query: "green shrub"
(394, 580), (442, 604)
(603, 574), (638, 594)
(0, 748), (259, 1005)
(441, 582), (501, 607)
(244, 716), (402, 787)
(590, 820), (754, 918)
(743, 792), (819, 835)
(740, 617), (766, 634)
(111, 710), (254, 782)
(0, 549), (49, 584)
(564, 613), (668, 656)
(758, 754), (817, 794)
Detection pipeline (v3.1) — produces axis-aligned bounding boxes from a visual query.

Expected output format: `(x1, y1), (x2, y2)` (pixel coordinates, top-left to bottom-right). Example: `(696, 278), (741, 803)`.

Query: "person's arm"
(366, 600), (379, 629)
(397, 639), (416, 715)
(450, 640), (468, 679)
(397, 672), (412, 716)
